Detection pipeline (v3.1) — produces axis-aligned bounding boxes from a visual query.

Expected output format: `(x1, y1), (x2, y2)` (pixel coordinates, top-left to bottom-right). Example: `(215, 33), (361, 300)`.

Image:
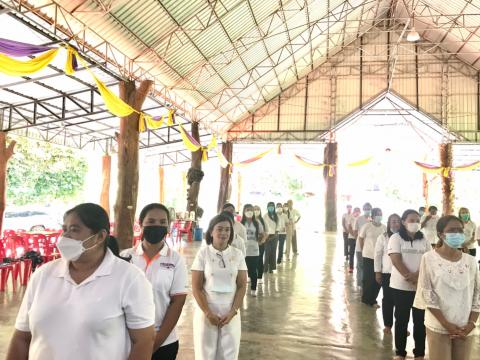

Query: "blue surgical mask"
(268, 206), (275, 213)
(364, 210), (371, 217)
(374, 216), (382, 224)
(444, 233), (465, 248)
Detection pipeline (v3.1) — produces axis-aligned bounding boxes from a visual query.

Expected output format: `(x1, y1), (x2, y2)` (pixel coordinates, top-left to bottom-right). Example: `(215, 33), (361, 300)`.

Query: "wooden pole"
(217, 141), (233, 212)
(324, 142), (338, 232)
(0, 132), (15, 234)
(186, 121), (204, 216)
(100, 154), (111, 217)
(439, 143), (454, 215)
(113, 80), (153, 250)
(159, 166), (165, 203)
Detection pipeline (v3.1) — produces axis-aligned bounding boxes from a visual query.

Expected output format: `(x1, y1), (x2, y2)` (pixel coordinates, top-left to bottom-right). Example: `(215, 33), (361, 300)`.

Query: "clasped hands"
(206, 309), (237, 328)
(444, 321), (475, 339)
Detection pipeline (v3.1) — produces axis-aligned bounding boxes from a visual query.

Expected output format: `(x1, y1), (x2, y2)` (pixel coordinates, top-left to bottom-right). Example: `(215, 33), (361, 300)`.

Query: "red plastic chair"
(176, 221), (193, 243)
(0, 241), (21, 291)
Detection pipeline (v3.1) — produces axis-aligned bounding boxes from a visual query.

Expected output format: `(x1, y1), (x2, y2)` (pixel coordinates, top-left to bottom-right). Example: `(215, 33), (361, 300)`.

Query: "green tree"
(6, 137), (88, 205)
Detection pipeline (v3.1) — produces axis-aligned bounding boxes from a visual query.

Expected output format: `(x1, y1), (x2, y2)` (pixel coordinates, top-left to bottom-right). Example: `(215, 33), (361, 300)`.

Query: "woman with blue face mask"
(262, 202), (279, 274)
(358, 207), (386, 307)
(414, 215), (480, 360)
(374, 213), (401, 334)
(458, 207), (477, 257)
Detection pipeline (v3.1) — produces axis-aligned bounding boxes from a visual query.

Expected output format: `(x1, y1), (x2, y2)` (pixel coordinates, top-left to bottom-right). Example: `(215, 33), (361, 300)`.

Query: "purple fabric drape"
(0, 37), (53, 57)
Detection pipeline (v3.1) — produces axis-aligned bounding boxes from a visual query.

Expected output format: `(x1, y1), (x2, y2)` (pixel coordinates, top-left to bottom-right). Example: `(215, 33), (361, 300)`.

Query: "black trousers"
(343, 232), (349, 257)
(381, 273), (394, 328)
(361, 257), (380, 305)
(245, 256), (259, 290)
(292, 230), (298, 253)
(469, 248), (476, 257)
(257, 244), (265, 279)
(264, 235), (278, 273)
(152, 340), (179, 360)
(277, 234), (286, 263)
(347, 238), (356, 270)
(392, 288), (425, 357)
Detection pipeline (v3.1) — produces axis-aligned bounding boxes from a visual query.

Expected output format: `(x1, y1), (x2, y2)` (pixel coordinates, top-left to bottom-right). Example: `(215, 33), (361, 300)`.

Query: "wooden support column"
(440, 143), (454, 215)
(186, 121), (204, 216)
(217, 141), (233, 213)
(100, 154), (111, 216)
(0, 132), (15, 234)
(159, 166), (165, 203)
(324, 142), (338, 232)
(114, 80), (153, 250)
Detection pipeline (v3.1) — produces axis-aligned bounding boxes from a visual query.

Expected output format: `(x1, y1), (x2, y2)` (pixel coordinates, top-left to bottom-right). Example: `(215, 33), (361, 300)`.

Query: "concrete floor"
(2, 230), (480, 359)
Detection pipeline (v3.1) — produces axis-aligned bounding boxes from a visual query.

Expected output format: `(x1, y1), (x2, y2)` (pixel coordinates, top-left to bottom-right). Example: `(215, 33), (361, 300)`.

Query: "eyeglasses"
(216, 253), (226, 268)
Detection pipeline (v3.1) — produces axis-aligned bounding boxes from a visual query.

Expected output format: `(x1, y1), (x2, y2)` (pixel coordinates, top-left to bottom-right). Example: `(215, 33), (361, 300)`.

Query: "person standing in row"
(414, 215), (480, 360)
(263, 202), (279, 274)
(222, 203), (247, 257)
(388, 209), (429, 360)
(342, 205), (354, 262)
(191, 214), (247, 360)
(347, 207), (361, 273)
(276, 203), (288, 265)
(374, 213), (401, 334)
(353, 202), (372, 287)
(221, 210), (246, 257)
(254, 205), (267, 284)
(421, 206), (439, 248)
(241, 204), (265, 297)
(287, 199), (301, 256)
(7, 203), (156, 360)
(121, 203), (187, 360)
(283, 203), (293, 261)
(459, 207), (476, 256)
(359, 208), (386, 307)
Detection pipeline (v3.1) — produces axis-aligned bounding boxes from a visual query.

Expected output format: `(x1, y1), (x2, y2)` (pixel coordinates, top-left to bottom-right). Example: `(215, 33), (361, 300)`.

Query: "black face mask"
(143, 225), (168, 244)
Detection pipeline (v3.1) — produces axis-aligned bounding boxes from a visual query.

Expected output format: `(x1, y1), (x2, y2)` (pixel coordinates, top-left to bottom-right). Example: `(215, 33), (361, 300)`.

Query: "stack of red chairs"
(0, 234), (26, 291)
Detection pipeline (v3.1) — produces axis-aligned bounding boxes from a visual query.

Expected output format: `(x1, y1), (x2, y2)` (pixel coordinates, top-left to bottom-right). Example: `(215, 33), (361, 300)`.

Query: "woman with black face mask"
(121, 203), (188, 360)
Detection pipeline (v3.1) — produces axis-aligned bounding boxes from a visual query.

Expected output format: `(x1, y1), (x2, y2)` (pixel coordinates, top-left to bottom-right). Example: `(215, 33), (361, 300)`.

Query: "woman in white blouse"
(263, 201), (279, 274)
(414, 215), (480, 360)
(388, 209), (430, 360)
(458, 207), (476, 256)
(374, 213), (401, 334)
(191, 213), (247, 360)
(7, 203), (155, 360)
(121, 203), (187, 360)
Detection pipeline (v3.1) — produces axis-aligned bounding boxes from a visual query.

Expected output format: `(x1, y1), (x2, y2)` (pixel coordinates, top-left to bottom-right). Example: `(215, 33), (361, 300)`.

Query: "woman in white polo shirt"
(359, 207), (386, 307)
(263, 202), (279, 274)
(7, 203), (155, 360)
(191, 213), (247, 360)
(121, 203), (187, 360)
(414, 215), (480, 360)
(459, 207), (476, 256)
(388, 209), (430, 360)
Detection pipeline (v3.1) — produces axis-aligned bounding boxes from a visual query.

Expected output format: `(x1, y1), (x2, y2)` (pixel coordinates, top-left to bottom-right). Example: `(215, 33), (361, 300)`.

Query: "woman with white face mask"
(253, 205), (267, 284)
(414, 215), (480, 360)
(121, 203), (187, 360)
(374, 213), (401, 334)
(7, 203), (155, 360)
(241, 204), (265, 296)
(388, 209), (430, 360)
(191, 214), (247, 360)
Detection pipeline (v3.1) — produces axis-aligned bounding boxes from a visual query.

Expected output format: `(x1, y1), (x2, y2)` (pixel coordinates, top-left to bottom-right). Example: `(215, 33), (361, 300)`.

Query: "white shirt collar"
(134, 241), (170, 257)
(54, 248), (115, 279)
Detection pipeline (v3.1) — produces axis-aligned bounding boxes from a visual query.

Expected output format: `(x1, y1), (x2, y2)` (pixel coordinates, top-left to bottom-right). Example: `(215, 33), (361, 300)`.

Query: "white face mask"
(406, 223), (420, 233)
(276, 208), (283, 214)
(57, 234), (99, 262)
(254, 210), (261, 217)
(245, 211), (254, 218)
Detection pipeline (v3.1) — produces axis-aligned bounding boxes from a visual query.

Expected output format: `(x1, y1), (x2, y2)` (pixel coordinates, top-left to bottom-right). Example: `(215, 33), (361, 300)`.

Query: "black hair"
(241, 204), (260, 241)
(458, 207), (470, 217)
(220, 210), (235, 224)
(254, 206), (266, 228)
(266, 201), (278, 223)
(65, 203), (129, 261)
(371, 208), (382, 217)
(428, 205), (437, 212)
(222, 203), (235, 211)
(386, 213), (401, 237)
(139, 203), (170, 225)
(205, 213), (234, 245)
(398, 209), (424, 242)
(419, 206), (426, 211)
(363, 202), (372, 210)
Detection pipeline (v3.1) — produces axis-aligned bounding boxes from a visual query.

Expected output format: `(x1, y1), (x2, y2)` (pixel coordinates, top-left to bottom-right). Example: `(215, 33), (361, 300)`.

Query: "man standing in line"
(353, 202), (372, 288)
(342, 205), (353, 262)
(287, 199), (301, 256)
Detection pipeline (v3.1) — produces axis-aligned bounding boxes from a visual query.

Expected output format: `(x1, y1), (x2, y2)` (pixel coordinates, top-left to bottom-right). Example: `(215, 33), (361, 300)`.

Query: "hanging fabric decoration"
(92, 75), (136, 117)
(178, 124), (217, 161)
(217, 147), (231, 169)
(452, 161), (480, 172)
(64, 46), (79, 75)
(347, 156), (372, 167)
(294, 154), (328, 169)
(414, 161), (443, 175)
(0, 37), (53, 56)
(167, 109), (175, 126)
(0, 48), (60, 76)
(414, 160), (480, 177)
(235, 148), (274, 167)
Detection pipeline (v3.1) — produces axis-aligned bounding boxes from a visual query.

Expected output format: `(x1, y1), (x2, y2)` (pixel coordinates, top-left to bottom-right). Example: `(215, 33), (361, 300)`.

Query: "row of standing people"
(221, 201), (301, 297)
(342, 204), (480, 360)
(7, 200), (299, 360)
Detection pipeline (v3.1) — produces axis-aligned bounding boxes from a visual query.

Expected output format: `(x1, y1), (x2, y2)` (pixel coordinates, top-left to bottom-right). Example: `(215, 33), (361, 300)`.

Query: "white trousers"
(193, 302), (241, 360)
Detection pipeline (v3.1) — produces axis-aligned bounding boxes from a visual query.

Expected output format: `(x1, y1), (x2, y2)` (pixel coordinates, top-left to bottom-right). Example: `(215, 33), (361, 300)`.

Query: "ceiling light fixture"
(407, 28), (420, 42)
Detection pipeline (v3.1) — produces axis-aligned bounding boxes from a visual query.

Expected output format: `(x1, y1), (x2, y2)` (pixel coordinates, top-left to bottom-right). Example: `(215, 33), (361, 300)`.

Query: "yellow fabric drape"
(64, 47), (76, 75)
(0, 48), (59, 76)
(347, 156), (372, 167)
(167, 109), (175, 126)
(92, 75), (136, 118)
(178, 124), (201, 152)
